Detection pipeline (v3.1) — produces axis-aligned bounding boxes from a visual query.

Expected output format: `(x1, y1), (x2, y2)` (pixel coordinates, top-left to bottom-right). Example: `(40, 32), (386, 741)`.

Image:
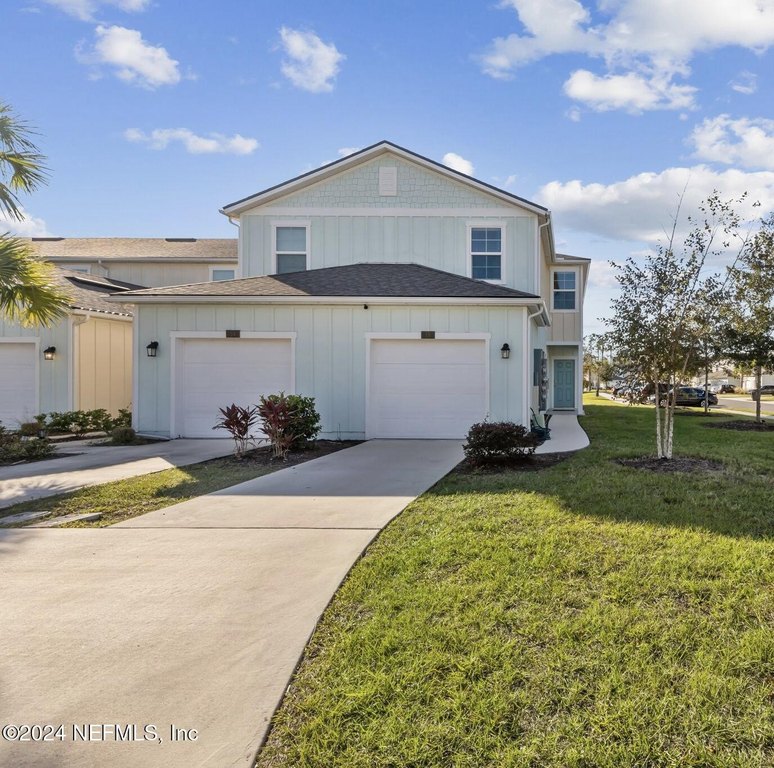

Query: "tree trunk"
(704, 363), (710, 414)
(755, 364), (762, 423)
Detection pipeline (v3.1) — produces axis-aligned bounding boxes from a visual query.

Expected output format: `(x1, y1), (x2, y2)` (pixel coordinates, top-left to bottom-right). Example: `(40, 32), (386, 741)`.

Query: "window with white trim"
(470, 227), (502, 281)
(210, 268), (235, 281)
(275, 226), (307, 274)
(552, 271), (577, 310)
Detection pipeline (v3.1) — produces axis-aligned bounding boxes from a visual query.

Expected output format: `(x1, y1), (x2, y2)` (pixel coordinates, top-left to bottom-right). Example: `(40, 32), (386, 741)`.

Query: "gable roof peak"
(221, 140), (548, 217)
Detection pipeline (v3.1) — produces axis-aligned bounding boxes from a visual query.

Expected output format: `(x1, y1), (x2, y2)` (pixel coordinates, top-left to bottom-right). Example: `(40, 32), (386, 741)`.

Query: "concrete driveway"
(0, 439), (463, 768)
(0, 439), (234, 509)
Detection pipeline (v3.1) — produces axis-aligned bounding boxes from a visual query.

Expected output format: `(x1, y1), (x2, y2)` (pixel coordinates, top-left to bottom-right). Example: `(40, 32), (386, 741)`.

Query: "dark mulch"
(454, 452), (569, 474)
(228, 440), (361, 467)
(702, 420), (774, 432)
(616, 456), (725, 473)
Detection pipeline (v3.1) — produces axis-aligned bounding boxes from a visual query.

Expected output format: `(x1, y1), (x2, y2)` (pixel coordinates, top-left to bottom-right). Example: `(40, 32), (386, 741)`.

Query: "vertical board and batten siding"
(239, 156), (539, 294)
(76, 317), (132, 415)
(98, 263), (226, 289)
(134, 303), (526, 438)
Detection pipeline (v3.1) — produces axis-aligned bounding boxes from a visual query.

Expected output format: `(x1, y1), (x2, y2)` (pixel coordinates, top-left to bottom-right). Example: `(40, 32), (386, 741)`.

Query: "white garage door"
(0, 342), (38, 429)
(175, 337), (293, 438)
(368, 338), (488, 439)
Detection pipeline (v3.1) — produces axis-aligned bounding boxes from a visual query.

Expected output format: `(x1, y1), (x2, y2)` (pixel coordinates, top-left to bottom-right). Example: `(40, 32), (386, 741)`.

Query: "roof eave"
(107, 294), (541, 306)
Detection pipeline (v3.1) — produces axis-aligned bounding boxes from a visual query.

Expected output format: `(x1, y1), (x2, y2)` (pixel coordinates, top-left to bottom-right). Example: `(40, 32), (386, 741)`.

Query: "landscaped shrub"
(463, 421), (539, 466)
(213, 404), (258, 458)
(257, 393), (297, 460)
(111, 426), (137, 445)
(261, 393), (321, 449)
(19, 421), (43, 437)
(0, 424), (54, 463)
(37, 408), (130, 435)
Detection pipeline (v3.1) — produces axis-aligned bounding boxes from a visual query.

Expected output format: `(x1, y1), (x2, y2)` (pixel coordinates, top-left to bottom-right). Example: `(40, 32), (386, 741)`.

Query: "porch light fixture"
(43, 346), (56, 361)
(146, 341), (159, 358)
(500, 343), (511, 360)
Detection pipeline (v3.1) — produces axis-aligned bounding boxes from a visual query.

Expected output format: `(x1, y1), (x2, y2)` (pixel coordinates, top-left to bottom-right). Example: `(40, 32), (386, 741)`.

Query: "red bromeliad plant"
(257, 393), (298, 460)
(213, 403), (258, 458)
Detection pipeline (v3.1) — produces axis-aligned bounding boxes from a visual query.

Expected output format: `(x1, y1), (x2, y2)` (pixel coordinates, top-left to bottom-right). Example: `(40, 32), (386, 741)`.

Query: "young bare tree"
(607, 192), (750, 459)
(0, 101), (70, 326)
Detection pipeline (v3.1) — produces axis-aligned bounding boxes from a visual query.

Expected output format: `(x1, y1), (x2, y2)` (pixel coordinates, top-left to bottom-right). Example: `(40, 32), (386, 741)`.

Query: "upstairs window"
(210, 268), (235, 281)
(275, 226), (308, 274)
(552, 271), (577, 310)
(470, 227), (502, 281)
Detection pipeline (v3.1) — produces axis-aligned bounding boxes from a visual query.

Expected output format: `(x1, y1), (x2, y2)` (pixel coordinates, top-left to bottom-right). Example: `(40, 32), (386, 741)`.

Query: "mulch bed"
(616, 456), (724, 473)
(454, 452), (569, 474)
(225, 440), (361, 467)
(702, 420), (774, 432)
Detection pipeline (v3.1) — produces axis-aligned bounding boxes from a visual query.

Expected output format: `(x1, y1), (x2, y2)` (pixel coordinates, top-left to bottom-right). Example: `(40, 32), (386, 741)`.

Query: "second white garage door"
(174, 337), (293, 438)
(367, 338), (488, 439)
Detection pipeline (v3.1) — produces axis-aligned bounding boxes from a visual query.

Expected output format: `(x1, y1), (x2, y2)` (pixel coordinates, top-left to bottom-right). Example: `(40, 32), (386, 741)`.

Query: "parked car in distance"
(660, 387), (718, 407)
(719, 384), (736, 394)
(750, 385), (774, 401)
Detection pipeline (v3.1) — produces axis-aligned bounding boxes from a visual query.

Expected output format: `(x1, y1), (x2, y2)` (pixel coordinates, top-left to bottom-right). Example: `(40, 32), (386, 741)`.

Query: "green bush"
(463, 421), (539, 466)
(111, 426), (137, 445)
(0, 425), (54, 463)
(38, 407), (131, 434)
(19, 421), (43, 437)
(259, 394), (321, 450)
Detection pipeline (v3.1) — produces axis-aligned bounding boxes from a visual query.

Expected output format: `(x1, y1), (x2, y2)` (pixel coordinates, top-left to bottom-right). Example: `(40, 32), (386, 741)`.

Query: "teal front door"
(553, 359), (575, 409)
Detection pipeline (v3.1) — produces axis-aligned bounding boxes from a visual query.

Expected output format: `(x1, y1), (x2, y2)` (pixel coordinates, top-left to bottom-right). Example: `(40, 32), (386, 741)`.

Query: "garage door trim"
(169, 331), (296, 438)
(365, 332), (490, 440)
(0, 338), (40, 427)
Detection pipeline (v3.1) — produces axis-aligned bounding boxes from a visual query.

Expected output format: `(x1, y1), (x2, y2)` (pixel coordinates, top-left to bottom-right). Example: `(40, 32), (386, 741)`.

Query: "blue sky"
(4, 0), (774, 332)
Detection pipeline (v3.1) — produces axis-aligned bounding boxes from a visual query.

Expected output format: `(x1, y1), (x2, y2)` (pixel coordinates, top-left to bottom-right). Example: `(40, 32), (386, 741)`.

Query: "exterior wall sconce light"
(500, 343), (511, 360)
(43, 346), (56, 361)
(146, 341), (159, 358)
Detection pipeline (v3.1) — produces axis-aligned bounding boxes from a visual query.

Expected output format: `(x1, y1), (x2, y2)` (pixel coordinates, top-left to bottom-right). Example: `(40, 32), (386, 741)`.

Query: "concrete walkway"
(0, 439), (463, 768)
(535, 412), (589, 454)
(0, 439), (233, 510)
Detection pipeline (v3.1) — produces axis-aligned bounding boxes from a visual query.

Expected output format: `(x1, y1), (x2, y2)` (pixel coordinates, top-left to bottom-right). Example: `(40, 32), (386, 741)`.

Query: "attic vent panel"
(379, 167), (397, 196)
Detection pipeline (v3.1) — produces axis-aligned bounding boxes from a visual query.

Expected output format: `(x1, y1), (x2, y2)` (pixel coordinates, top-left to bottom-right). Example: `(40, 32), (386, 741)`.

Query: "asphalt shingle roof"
(55, 268), (144, 317)
(117, 263), (541, 300)
(27, 237), (237, 262)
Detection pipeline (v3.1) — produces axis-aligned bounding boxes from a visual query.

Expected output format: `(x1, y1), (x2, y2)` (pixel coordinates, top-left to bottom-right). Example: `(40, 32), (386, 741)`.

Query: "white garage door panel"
(0, 343), (37, 428)
(176, 338), (292, 438)
(368, 339), (487, 439)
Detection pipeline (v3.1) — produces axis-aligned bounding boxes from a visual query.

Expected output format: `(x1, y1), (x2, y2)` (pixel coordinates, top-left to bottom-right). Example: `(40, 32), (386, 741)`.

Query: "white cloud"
(337, 147), (361, 157)
(0, 208), (49, 237)
(691, 115), (774, 170)
(43, 0), (149, 22)
(78, 25), (181, 88)
(442, 152), (475, 176)
(480, 0), (774, 112)
(730, 70), (758, 95)
(278, 27), (345, 93)
(538, 165), (774, 243)
(124, 128), (259, 155)
(564, 69), (697, 112)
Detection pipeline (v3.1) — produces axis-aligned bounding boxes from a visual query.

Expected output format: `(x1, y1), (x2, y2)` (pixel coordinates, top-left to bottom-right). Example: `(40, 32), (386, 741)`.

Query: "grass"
(256, 397), (773, 768)
(0, 442), (355, 527)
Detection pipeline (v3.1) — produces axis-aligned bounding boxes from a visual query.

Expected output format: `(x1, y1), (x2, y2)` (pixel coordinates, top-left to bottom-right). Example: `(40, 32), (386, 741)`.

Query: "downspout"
(537, 213), (552, 296)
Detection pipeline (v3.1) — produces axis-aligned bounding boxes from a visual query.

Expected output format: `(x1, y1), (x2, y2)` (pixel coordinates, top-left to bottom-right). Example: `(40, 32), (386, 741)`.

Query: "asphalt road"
(714, 395), (774, 416)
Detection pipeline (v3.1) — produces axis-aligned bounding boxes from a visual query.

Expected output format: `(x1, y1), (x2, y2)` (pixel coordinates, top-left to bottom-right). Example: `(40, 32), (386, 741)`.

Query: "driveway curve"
(0, 439), (463, 768)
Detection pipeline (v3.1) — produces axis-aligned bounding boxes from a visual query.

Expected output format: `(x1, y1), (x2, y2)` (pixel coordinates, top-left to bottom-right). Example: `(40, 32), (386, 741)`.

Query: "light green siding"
(134, 303), (528, 438)
(239, 156), (539, 294)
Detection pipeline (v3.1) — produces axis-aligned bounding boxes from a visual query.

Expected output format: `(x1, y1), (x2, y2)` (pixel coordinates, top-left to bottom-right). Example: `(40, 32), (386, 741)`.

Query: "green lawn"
(256, 397), (773, 768)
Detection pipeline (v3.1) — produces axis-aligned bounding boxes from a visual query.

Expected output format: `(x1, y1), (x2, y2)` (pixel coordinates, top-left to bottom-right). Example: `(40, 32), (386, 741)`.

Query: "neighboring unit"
(0, 270), (136, 428)
(118, 141), (589, 440)
(26, 237), (238, 288)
